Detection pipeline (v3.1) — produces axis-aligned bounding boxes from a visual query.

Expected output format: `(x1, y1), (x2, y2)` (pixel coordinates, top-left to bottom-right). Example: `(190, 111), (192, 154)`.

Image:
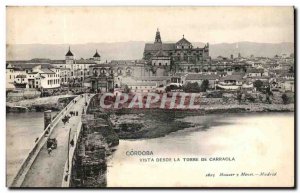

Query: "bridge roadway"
(21, 95), (89, 187)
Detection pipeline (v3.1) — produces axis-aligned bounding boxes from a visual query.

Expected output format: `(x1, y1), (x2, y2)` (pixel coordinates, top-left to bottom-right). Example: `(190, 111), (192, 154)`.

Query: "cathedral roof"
(144, 43), (175, 51)
(154, 49), (169, 57)
(176, 36), (191, 45)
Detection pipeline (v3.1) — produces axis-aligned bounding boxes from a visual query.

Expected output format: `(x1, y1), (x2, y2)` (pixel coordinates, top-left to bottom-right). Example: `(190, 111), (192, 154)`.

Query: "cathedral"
(143, 29), (210, 64)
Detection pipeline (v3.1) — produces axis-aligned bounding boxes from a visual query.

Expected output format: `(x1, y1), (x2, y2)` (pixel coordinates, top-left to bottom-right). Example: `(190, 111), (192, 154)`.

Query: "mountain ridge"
(6, 42), (294, 61)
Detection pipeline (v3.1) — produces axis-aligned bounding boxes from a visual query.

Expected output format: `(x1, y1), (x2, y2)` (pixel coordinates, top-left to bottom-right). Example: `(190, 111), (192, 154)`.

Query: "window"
(9, 75), (11, 79)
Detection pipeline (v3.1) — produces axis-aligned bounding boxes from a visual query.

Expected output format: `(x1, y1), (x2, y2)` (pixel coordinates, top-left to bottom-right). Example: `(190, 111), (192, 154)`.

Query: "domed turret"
(93, 49), (101, 63)
(65, 46), (74, 64)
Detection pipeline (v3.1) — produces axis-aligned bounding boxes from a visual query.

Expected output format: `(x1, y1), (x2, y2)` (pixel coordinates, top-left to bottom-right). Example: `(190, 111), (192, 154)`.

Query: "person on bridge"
(48, 147), (52, 155)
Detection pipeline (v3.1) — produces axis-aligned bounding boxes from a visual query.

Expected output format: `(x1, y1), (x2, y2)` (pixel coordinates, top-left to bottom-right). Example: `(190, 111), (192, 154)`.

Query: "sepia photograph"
(5, 6), (295, 188)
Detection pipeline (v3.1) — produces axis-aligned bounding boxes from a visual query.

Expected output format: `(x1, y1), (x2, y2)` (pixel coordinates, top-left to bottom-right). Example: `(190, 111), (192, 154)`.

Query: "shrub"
(183, 82), (201, 93)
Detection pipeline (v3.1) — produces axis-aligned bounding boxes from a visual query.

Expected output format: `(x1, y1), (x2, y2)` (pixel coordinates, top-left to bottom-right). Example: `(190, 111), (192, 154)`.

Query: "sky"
(6, 6), (294, 45)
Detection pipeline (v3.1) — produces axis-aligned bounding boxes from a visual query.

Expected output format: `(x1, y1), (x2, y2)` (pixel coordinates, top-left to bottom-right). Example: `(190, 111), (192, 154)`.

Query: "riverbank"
(6, 95), (76, 112)
(110, 103), (294, 139)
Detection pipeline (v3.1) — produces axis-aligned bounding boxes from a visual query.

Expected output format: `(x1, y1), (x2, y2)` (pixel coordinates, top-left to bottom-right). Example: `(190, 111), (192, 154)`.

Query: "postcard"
(6, 6), (295, 188)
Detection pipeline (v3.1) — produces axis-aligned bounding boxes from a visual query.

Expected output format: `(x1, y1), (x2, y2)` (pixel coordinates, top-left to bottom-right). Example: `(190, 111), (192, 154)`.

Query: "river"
(6, 111), (58, 185)
(107, 112), (294, 187)
(6, 112), (294, 187)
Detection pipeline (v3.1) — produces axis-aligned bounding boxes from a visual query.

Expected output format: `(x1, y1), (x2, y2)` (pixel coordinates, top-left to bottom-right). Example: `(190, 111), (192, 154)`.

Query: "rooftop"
(185, 74), (219, 80)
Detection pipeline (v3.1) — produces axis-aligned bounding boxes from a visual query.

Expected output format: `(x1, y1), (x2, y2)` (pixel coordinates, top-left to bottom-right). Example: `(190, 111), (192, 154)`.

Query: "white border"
(1, 1), (298, 193)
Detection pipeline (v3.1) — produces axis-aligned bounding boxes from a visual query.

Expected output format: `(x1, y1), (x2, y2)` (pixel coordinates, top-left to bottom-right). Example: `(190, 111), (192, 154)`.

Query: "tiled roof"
(232, 72), (246, 76)
(16, 74), (26, 78)
(41, 63), (56, 69)
(51, 60), (65, 64)
(174, 72), (188, 77)
(110, 60), (135, 65)
(134, 76), (171, 81)
(144, 43), (175, 51)
(9, 63), (41, 71)
(90, 63), (115, 68)
(127, 82), (157, 86)
(75, 59), (96, 64)
(186, 74), (219, 81)
(154, 50), (170, 57)
(40, 68), (56, 74)
(247, 68), (264, 73)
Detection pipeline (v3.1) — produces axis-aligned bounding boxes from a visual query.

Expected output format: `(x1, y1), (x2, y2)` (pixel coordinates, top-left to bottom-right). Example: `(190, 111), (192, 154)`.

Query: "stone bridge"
(10, 94), (95, 187)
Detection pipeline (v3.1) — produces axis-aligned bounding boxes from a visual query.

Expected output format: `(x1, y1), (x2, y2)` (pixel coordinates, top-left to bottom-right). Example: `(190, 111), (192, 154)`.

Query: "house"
(60, 68), (72, 85)
(6, 63), (16, 90)
(127, 82), (157, 93)
(217, 75), (243, 90)
(39, 67), (61, 89)
(15, 74), (28, 88)
(252, 62), (263, 68)
(185, 74), (219, 89)
(246, 68), (264, 77)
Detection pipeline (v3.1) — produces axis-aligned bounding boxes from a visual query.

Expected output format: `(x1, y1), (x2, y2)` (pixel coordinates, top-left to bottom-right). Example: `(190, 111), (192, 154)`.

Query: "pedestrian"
(48, 147), (52, 155)
(70, 139), (74, 147)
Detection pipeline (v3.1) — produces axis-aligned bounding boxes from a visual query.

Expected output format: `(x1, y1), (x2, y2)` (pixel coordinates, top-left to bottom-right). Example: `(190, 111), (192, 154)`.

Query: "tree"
(253, 80), (263, 91)
(165, 84), (181, 92)
(282, 93), (289, 104)
(183, 82), (201, 93)
(200, 79), (209, 92)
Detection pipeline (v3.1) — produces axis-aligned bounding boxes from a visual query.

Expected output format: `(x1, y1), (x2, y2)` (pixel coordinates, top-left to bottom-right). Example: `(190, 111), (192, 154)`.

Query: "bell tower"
(154, 28), (162, 44)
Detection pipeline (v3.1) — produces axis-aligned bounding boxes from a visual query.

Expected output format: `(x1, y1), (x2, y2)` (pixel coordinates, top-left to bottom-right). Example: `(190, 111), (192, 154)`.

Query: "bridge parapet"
(10, 95), (81, 187)
(61, 94), (96, 187)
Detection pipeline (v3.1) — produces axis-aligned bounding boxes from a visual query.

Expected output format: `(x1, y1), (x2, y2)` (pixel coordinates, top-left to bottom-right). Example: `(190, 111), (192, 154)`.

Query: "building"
(185, 74), (219, 89)
(51, 47), (99, 85)
(217, 75), (244, 90)
(5, 63), (60, 90)
(127, 82), (157, 93)
(246, 68), (264, 77)
(143, 29), (210, 64)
